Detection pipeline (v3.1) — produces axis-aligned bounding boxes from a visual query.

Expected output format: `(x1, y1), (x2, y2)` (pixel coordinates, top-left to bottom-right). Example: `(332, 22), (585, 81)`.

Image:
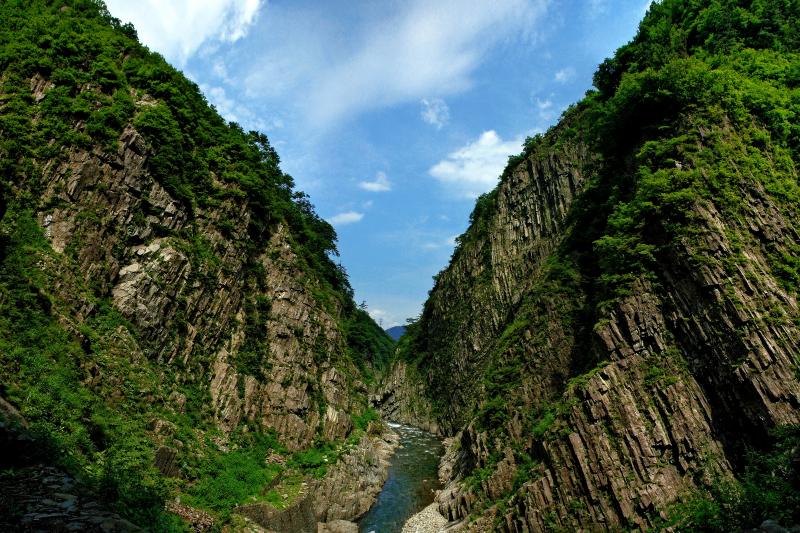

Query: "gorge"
(2, 0), (800, 532)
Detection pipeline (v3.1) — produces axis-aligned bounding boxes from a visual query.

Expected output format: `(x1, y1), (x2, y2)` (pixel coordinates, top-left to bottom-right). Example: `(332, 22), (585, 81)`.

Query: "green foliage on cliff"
(183, 432), (283, 518)
(0, 0), (351, 302)
(344, 308), (395, 373)
(0, 209), (176, 527)
(665, 425), (800, 531)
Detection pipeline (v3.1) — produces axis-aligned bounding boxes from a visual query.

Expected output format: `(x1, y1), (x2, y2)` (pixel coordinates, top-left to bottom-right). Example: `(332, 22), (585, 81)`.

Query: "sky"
(105, 0), (652, 328)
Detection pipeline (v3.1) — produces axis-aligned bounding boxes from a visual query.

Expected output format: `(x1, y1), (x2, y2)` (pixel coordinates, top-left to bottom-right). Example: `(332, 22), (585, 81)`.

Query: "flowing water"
(359, 423), (443, 533)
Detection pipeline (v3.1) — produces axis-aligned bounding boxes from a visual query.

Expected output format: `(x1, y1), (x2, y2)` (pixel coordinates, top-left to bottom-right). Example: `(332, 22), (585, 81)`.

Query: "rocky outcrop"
(372, 361), (439, 434)
(238, 493), (317, 533)
(34, 123), (363, 450)
(311, 425), (400, 522)
(403, 64), (800, 533)
(415, 140), (591, 433)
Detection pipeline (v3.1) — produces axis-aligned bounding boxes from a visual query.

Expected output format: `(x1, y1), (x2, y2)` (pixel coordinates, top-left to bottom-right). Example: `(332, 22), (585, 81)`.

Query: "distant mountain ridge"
(384, 325), (406, 341)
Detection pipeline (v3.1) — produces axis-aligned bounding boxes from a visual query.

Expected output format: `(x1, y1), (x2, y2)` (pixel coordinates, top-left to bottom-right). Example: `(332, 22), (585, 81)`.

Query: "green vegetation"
(183, 432), (283, 519)
(234, 295), (272, 378)
(662, 426), (800, 531)
(344, 308), (395, 374)
(351, 406), (380, 431)
(288, 441), (340, 479)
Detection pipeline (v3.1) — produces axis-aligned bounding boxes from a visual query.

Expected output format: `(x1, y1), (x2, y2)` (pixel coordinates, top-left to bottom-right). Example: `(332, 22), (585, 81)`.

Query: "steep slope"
(0, 1), (393, 529)
(389, 0), (800, 530)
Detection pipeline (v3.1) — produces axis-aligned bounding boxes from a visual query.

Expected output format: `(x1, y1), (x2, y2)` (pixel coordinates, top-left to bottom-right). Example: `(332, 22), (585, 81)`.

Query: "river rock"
(317, 519), (359, 533)
(402, 503), (448, 533)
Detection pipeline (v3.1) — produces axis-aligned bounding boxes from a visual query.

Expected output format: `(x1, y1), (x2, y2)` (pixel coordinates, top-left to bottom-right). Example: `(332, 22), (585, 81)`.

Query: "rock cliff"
(0, 1), (393, 529)
(392, 0), (800, 530)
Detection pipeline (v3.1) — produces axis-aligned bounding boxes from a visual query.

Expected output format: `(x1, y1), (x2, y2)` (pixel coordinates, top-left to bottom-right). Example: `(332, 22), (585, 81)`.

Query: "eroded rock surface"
(405, 114), (800, 530)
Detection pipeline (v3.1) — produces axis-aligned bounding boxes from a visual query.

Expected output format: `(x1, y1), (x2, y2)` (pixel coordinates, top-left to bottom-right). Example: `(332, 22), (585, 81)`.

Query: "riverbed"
(358, 423), (443, 533)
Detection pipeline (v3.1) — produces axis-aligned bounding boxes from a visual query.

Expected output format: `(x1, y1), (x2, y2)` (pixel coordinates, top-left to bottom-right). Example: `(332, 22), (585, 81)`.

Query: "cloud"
(422, 235), (459, 250)
(367, 308), (388, 323)
(588, 0), (609, 17)
(421, 98), (450, 129)
(554, 67), (575, 83)
(328, 211), (364, 225)
(199, 84), (282, 131)
(105, 0), (262, 65)
(244, 0), (549, 126)
(359, 171), (392, 192)
(202, 85), (237, 122)
(535, 97), (556, 122)
(429, 130), (522, 198)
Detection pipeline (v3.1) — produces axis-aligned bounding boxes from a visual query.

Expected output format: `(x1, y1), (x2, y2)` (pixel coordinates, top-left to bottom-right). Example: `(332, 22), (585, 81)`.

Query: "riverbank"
(401, 503), (448, 533)
(233, 423), (400, 532)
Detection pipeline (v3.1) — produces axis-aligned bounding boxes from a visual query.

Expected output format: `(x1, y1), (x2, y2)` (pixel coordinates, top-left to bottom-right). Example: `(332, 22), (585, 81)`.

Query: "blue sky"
(105, 0), (651, 327)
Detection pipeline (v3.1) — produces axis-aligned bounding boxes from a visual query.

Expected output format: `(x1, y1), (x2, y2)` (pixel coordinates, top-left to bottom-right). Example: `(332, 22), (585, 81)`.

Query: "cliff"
(393, 0), (800, 530)
(0, 1), (393, 529)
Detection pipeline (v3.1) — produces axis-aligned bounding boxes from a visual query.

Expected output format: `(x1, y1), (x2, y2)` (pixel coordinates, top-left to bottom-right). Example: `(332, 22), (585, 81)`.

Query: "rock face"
(410, 140), (591, 434)
(0, 3), (394, 529)
(35, 129), (364, 450)
(394, 2), (800, 531)
(372, 361), (440, 434)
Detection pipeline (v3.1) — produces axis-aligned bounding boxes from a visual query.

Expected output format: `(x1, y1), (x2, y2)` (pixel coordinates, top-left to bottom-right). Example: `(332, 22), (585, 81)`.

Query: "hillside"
(380, 0), (800, 530)
(0, 1), (394, 530)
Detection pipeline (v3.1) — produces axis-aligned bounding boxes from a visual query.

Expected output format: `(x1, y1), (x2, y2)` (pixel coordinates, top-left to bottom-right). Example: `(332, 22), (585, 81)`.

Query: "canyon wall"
(0, 2), (393, 528)
(394, 1), (800, 529)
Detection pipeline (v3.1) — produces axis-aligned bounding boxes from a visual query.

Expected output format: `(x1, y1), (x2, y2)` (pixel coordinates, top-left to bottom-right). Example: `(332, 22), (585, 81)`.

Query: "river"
(358, 423), (443, 533)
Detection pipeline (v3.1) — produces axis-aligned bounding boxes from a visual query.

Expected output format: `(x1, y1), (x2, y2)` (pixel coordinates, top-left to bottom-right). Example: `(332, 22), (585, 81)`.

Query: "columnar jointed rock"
(403, 15), (800, 529)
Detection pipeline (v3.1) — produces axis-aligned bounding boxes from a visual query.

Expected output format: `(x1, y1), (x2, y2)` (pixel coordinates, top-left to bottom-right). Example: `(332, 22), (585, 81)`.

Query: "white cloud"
(368, 308), (388, 322)
(421, 98), (450, 129)
(359, 171), (392, 193)
(554, 67), (575, 83)
(535, 97), (556, 122)
(429, 130), (522, 198)
(588, 0), (609, 17)
(200, 83), (282, 131)
(244, 0), (549, 126)
(105, 0), (263, 65)
(328, 211), (364, 225)
(422, 235), (459, 250)
(212, 59), (230, 81)
(202, 85), (237, 122)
